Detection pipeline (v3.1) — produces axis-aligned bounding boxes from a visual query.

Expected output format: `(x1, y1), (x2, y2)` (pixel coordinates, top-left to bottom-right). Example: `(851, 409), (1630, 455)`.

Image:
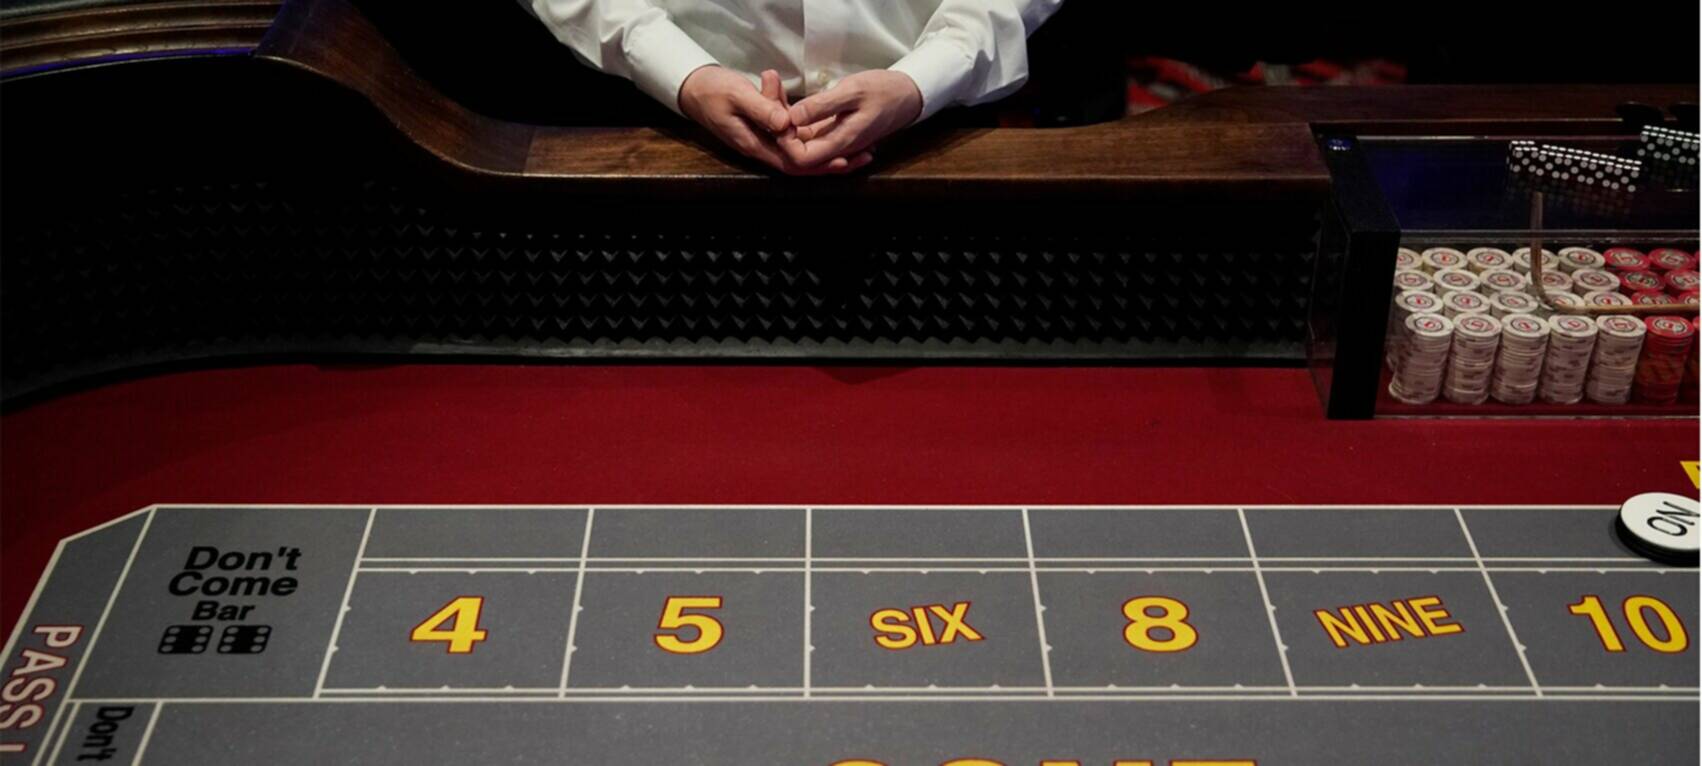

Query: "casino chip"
(1421, 248), (1466, 274)
(1491, 313), (1550, 405)
(1511, 247), (1559, 273)
(1387, 290), (1442, 367)
(1558, 247), (1605, 273)
(1466, 247), (1511, 274)
(1389, 313), (1453, 404)
(1443, 289), (1488, 319)
(1632, 316), (1697, 404)
(1664, 269), (1699, 294)
(1396, 247), (1421, 271)
(1479, 268), (1529, 293)
(1615, 492), (1699, 567)
(1443, 313), (1500, 404)
(1540, 270), (1574, 294)
(1538, 314), (1597, 404)
(1571, 268), (1620, 294)
(1602, 247), (1651, 272)
(1393, 269), (1434, 294)
(1630, 290), (1677, 306)
(1619, 269), (1665, 294)
(1647, 248), (1698, 272)
(1489, 291), (1539, 319)
(1582, 289), (1632, 307)
(1586, 315), (1646, 404)
(1433, 268), (1480, 295)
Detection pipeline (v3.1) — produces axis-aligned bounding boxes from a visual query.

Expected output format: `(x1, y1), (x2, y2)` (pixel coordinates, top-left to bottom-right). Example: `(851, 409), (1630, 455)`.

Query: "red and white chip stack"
(1586, 315), (1647, 405)
(1444, 313), (1501, 404)
(1538, 315), (1598, 404)
(1390, 313), (1453, 404)
(1492, 314), (1550, 405)
(1631, 316), (1697, 404)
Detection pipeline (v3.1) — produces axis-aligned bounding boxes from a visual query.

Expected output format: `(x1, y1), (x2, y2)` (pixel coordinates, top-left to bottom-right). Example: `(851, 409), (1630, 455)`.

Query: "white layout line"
(33, 507), (156, 766)
(557, 508), (597, 697)
(152, 503), (1639, 509)
(314, 683), (1695, 694)
(1019, 509), (1055, 697)
(1239, 508), (1298, 697)
(312, 508), (376, 698)
(348, 561), (1674, 575)
(131, 703), (163, 766)
(42, 701), (79, 765)
(1456, 508), (1544, 697)
(62, 693), (1699, 705)
(356, 555), (1653, 564)
(803, 508), (813, 698)
(0, 541), (66, 679)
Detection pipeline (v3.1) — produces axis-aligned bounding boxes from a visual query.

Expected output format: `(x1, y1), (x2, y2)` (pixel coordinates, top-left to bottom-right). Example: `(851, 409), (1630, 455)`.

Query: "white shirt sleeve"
(887, 0), (1065, 123)
(522, 0), (720, 115)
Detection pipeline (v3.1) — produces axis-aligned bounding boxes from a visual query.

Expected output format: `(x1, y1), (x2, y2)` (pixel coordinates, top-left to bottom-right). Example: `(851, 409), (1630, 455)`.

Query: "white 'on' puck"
(1616, 492), (1700, 566)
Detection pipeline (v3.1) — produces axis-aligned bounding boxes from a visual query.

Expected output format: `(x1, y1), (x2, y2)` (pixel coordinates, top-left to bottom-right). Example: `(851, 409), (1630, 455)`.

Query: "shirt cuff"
(888, 36), (976, 124)
(624, 17), (721, 116)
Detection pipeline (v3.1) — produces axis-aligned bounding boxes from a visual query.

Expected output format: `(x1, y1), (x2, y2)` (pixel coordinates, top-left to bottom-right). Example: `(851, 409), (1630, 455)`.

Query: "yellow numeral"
(1122, 596), (1199, 653)
(410, 596), (488, 654)
(655, 595), (724, 654)
(1568, 594), (1688, 654)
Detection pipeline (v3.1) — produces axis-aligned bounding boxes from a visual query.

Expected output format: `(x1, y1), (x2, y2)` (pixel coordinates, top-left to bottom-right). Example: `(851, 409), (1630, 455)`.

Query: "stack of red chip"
(1683, 318), (1700, 403)
(1619, 269), (1665, 295)
(1631, 290), (1679, 306)
(1648, 248), (1699, 273)
(1664, 269), (1699, 295)
(1604, 247), (1651, 272)
(1632, 316), (1697, 404)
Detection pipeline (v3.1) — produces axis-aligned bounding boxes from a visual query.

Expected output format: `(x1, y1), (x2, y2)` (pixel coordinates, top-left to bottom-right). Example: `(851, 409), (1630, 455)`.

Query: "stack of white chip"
(1443, 290), (1489, 319)
(1396, 248), (1421, 271)
(1583, 290), (1632, 307)
(1512, 248), (1559, 273)
(1444, 313), (1501, 404)
(1490, 291), (1540, 318)
(1538, 314), (1599, 404)
(1393, 269), (1434, 294)
(1585, 315), (1647, 405)
(1422, 248), (1466, 273)
(1480, 269), (1528, 293)
(1492, 313), (1550, 404)
(1433, 268), (1480, 295)
(1388, 290), (1443, 366)
(1390, 313), (1454, 404)
(1559, 247), (1606, 273)
(1466, 247), (1511, 274)
(1539, 290), (1584, 317)
(1572, 268), (1619, 294)
(1540, 270), (1575, 294)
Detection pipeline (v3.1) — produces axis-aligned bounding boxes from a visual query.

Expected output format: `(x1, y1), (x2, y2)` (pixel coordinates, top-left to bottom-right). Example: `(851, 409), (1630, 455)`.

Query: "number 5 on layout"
(655, 596), (725, 654)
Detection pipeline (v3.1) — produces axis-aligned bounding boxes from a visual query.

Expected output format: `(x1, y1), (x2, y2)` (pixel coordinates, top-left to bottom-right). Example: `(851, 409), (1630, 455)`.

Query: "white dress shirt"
(522, 0), (1063, 122)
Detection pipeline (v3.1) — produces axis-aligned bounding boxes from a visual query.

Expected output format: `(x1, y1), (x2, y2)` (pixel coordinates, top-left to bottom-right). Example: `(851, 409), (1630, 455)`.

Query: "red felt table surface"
(3, 363), (1697, 635)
